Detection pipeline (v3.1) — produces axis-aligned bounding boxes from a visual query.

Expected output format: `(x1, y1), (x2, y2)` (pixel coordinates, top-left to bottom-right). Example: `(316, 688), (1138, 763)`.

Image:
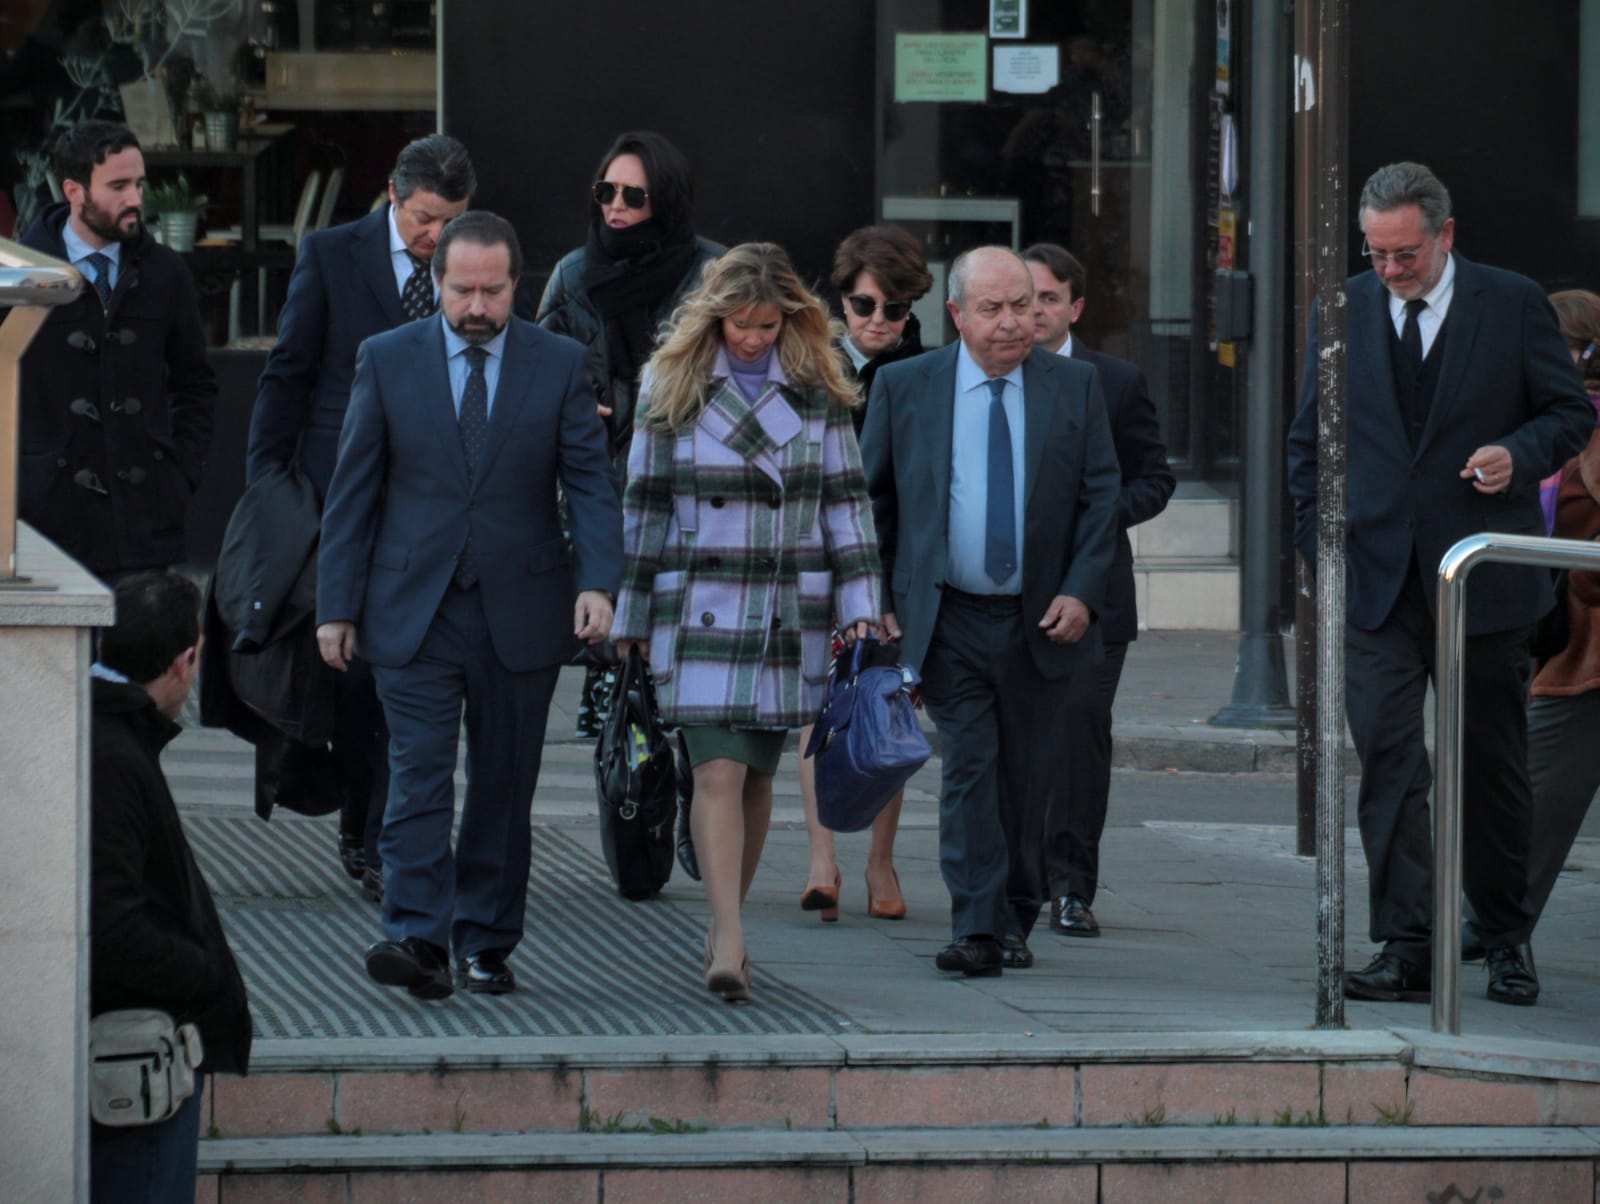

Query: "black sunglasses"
(592, 180), (649, 209)
(845, 293), (912, 322)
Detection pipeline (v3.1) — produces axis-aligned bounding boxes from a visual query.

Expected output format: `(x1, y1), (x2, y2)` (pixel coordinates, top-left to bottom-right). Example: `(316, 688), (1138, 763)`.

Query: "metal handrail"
(0, 237), (84, 582)
(1433, 531), (1600, 1033)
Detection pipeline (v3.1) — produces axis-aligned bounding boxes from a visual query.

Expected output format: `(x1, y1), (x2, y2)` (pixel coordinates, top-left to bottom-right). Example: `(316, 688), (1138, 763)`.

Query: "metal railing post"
(1433, 532), (1600, 1033)
(1, 237), (84, 584)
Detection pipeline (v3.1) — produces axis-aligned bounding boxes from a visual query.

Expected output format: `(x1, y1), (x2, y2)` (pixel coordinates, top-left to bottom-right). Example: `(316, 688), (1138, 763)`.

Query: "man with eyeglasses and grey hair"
(1288, 161), (1592, 1009)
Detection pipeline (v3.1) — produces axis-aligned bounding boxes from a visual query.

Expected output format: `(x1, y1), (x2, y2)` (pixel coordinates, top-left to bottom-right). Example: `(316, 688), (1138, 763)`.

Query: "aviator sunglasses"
(845, 293), (912, 322)
(592, 180), (650, 209)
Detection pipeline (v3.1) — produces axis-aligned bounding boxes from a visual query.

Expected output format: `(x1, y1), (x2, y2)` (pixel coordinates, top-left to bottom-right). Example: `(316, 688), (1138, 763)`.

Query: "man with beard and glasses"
(13, 120), (215, 583)
(242, 134), (476, 901)
(316, 212), (622, 999)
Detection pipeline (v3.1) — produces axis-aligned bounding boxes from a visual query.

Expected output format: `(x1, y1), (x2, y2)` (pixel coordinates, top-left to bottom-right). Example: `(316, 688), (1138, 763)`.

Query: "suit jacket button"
(710, 496), (726, 508)
(127, 466), (146, 484)
(701, 611), (716, 626)
(768, 497), (782, 509)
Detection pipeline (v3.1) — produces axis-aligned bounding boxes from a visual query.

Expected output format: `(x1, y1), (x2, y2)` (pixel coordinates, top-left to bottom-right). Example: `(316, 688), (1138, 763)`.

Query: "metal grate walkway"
(185, 813), (846, 1039)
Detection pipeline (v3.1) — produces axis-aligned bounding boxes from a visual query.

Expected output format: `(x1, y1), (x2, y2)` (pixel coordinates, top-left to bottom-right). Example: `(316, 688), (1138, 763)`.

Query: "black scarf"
(583, 215), (699, 389)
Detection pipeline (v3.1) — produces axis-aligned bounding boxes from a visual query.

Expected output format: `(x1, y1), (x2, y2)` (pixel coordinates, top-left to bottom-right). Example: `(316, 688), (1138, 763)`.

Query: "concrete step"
(204, 1030), (1600, 1141)
(196, 1125), (1600, 1201)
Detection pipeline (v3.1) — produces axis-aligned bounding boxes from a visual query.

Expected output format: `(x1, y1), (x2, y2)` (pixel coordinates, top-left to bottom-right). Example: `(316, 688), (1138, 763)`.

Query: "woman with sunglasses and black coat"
(537, 130), (722, 736)
(794, 225), (933, 925)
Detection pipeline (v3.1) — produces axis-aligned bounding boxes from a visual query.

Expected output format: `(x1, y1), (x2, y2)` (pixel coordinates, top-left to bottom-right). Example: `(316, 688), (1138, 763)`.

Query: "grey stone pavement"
(168, 630), (1600, 1048)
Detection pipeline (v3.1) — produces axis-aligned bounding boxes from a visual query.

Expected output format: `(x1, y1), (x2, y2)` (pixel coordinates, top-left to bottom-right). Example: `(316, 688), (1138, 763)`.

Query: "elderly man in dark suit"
(1022, 242), (1175, 940)
(316, 211), (622, 999)
(246, 135), (475, 896)
(861, 245), (1121, 977)
(1288, 162), (1592, 1007)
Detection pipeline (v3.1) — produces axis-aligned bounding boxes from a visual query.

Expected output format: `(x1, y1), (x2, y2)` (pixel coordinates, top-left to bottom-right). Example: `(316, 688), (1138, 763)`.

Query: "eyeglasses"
(1360, 239), (1423, 270)
(592, 180), (649, 209)
(845, 294), (912, 322)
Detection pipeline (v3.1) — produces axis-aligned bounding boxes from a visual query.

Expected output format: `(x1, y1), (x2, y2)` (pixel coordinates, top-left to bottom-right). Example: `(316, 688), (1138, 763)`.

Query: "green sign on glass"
(894, 33), (989, 103)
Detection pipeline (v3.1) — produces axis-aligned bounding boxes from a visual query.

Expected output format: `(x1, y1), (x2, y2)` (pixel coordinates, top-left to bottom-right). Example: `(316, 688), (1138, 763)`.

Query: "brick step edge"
(199, 1125), (1600, 1173)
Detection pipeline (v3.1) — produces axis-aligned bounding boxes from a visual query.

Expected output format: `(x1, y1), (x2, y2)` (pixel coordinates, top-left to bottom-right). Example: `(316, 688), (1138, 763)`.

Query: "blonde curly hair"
(642, 242), (860, 430)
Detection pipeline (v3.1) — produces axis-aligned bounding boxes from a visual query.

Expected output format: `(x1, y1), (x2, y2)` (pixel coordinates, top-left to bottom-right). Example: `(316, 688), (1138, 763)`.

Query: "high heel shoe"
(800, 869), (842, 922)
(866, 868), (907, 921)
(703, 933), (752, 1003)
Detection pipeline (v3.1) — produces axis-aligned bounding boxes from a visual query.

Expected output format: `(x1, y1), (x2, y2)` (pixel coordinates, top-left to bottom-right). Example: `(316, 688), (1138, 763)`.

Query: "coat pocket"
(371, 540), (409, 572)
(797, 569), (833, 684)
(647, 569), (686, 683)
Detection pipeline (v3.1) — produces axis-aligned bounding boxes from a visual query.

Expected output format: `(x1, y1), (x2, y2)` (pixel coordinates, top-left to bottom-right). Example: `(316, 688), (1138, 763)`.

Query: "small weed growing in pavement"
(452, 1090), (467, 1134)
(325, 1117), (342, 1135)
(579, 1105), (706, 1135)
(1273, 1107), (1328, 1128)
(1373, 1100), (1413, 1126)
(1132, 1104), (1167, 1127)
(1213, 1108), (1238, 1126)
(205, 1124), (220, 1140)
(1034, 1117), (1052, 1130)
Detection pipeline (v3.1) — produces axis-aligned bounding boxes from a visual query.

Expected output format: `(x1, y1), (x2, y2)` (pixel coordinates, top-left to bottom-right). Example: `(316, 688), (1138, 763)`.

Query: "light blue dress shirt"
(61, 221), (120, 293)
(441, 318), (506, 418)
(946, 341), (1025, 595)
(388, 205), (440, 304)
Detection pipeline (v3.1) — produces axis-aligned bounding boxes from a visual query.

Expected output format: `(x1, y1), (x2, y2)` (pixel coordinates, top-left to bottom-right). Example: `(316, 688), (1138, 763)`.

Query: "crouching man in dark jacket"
(90, 572), (250, 1202)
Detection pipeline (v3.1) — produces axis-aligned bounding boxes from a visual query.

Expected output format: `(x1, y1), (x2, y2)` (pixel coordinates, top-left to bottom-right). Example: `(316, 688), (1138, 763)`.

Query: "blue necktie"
(984, 377), (1017, 586)
(454, 346), (489, 589)
(86, 252), (112, 310)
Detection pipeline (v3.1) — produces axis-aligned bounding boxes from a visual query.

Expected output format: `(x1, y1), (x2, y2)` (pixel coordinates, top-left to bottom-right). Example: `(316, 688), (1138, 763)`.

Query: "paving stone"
(1346, 1159), (1593, 1203)
(1408, 1070), (1554, 1126)
(210, 1073), (334, 1138)
(347, 1169), (595, 1202)
(1100, 1161), (1345, 1203)
(337, 1068), (582, 1134)
(585, 1066), (831, 1130)
(215, 1173), (349, 1203)
(853, 1164), (1097, 1203)
(834, 1066), (1074, 1129)
(1079, 1062), (1320, 1126)
(1321, 1065), (1410, 1125)
(601, 1167), (851, 1201)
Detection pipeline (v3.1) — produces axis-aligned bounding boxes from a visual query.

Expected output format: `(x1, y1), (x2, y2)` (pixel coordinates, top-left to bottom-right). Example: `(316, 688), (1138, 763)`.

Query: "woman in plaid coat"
(613, 243), (881, 1002)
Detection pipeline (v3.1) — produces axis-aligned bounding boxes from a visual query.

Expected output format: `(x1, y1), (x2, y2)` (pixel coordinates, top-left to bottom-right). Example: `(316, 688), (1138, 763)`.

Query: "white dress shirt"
(1388, 252), (1456, 360)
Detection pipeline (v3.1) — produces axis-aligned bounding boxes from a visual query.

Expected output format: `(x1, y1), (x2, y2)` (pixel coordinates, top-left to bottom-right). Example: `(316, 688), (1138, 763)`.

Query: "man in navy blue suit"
(1023, 243), (1175, 942)
(1289, 162), (1592, 1008)
(317, 212), (622, 999)
(247, 136), (475, 897)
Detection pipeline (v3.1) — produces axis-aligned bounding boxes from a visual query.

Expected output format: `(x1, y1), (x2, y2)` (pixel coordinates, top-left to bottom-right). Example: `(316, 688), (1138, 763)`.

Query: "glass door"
(875, 0), (1221, 474)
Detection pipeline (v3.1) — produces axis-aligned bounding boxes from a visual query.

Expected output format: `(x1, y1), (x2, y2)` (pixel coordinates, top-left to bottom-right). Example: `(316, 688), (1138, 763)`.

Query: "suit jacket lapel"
(475, 321), (533, 484)
(1418, 255), (1482, 457)
(414, 319), (468, 487)
(1021, 351), (1051, 509)
(922, 347), (957, 547)
(354, 206), (408, 328)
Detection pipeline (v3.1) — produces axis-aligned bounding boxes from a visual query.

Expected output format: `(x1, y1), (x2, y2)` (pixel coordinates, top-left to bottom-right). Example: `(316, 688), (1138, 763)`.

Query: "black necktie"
(984, 377), (1018, 586)
(1399, 297), (1426, 380)
(454, 346), (489, 589)
(86, 252), (112, 310)
(402, 253), (435, 321)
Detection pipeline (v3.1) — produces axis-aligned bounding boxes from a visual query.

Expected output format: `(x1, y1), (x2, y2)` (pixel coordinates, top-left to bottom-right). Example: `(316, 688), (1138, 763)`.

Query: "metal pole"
(1292, 0), (1321, 856)
(1213, 0), (1294, 731)
(0, 240), (84, 584)
(1431, 532), (1600, 1034)
(1310, 0), (1350, 1030)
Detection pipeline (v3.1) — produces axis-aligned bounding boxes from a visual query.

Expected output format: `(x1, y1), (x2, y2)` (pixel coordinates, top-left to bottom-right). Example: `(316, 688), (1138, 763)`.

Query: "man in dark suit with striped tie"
(316, 212), (622, 999)
(246, 135), (475, 897)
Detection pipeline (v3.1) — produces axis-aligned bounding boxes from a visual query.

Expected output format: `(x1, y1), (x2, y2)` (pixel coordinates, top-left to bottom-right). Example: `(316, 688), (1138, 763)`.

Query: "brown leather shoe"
(866, 868), (907, 920)
(800, 869), (841, 922)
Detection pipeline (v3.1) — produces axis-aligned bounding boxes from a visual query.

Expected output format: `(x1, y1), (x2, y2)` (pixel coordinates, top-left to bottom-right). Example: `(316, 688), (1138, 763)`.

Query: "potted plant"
(143, 175), (208, 252)
(193, 75), (250, 151)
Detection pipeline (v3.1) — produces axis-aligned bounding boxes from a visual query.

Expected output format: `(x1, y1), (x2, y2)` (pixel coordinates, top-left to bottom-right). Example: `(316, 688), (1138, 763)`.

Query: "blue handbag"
(803, 635), (932, 832)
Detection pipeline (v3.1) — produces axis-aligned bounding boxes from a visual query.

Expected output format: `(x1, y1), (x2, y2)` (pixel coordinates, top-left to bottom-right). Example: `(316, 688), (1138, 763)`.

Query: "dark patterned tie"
(86, 252), (112, 310)
(1398, 297), (1426, 379)
(984, 377), (1018, 586)
(401, 252), (435, 321)
(454, 346), (489, 589)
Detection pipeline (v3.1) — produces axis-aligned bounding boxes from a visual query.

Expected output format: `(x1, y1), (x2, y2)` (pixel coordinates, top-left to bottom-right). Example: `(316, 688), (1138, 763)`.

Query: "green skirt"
(679, 725), (788, 776)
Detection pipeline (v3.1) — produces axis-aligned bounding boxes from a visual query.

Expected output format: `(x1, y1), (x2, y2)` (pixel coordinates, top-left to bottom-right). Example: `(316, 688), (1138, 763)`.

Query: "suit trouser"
(1041, 640), (1128, 904)
(333, 656), (390, 867)
(1344, 568), (1534, 964)
(373, 583), (559, 957)
(919, 590), (1072, 942)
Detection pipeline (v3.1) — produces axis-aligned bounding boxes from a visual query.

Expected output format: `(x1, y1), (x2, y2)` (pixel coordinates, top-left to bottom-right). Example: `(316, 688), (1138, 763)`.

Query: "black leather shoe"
(365, 937), (453, 1000)
(1001, 935), (1034, 969)
(1051, 894), (1100, 938)
(360, 866), (383, 904)
(935, 936), (1003, 977)
(457, 950), (515, 995)
(1460, 917), (1486, 963)
(1343, 951), (1430, 1002)
(1486, 941), (1539, 1006)
(338, 835), (367, 880)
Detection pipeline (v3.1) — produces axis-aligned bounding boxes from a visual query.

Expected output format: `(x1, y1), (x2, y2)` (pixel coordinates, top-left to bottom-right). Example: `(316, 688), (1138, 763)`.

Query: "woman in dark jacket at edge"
(795, 225), (931, 923)
(537, 130), (722, 737)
